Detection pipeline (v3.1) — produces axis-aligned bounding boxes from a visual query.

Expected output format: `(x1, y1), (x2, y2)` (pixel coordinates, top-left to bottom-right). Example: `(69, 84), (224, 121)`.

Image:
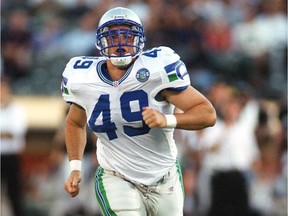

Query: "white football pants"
(94, 162), (184, 216)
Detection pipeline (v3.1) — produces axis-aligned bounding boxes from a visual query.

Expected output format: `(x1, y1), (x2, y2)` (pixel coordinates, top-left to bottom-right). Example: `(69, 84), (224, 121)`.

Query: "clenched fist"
(142, 107), (166, 128)
(64, 170), (82, 197)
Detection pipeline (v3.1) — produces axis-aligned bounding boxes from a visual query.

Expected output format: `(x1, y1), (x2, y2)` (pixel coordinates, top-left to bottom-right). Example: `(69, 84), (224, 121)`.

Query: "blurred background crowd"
(1, 0), (287, 216)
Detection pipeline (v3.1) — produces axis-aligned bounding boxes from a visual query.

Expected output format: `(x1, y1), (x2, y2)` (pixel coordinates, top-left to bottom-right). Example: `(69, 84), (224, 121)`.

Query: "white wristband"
(165, 115), (177, 128)
(70, 160), (82, 172)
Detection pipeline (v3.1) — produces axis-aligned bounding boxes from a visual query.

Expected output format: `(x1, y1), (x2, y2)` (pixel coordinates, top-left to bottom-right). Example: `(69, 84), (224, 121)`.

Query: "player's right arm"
(64, 103), (87, 197)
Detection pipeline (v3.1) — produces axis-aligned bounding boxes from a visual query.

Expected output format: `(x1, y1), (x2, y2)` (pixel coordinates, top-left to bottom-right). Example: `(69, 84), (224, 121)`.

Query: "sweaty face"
(106, 25), (135, 57)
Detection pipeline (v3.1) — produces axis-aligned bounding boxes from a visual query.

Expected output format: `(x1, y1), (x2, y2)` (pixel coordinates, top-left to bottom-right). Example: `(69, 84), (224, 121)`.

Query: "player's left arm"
(142, 86), (216, 130)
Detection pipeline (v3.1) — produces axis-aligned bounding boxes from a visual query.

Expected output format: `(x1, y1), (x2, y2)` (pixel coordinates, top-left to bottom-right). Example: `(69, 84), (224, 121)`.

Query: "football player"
(62, 7), (216, 216)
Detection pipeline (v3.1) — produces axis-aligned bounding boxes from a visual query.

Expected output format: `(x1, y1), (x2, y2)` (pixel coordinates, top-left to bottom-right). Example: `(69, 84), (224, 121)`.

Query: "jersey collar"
(96, 60), (133, 86)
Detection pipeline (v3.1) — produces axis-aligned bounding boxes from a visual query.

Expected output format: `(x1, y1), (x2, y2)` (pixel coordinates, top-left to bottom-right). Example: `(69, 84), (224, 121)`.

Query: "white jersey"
(61, 46), (191, 185)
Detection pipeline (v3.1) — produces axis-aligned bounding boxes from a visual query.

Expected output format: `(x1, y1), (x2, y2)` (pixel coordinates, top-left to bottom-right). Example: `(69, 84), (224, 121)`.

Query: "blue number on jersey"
(88, 94), (117, 140)
(121, 90), (150, 137)
(88, 90), (150, 140)
(73, 60), (93, 69)
(142, 48), (161, 58)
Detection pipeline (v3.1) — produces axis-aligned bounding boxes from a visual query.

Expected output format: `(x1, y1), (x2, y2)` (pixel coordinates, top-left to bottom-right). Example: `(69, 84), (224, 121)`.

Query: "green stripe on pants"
(94, 167), (117, 216)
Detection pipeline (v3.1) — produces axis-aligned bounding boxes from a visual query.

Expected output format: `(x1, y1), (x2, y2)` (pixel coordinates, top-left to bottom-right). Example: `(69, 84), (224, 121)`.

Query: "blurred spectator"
(194, 83), (260, 216)
(231, 0), (287, 94)
(251, 99), (287, 215)
(59, 10), (98, 58)
(1, 9), (33, 81)
(202, 17), (232, 53)
(1, 76), (28, 216)
(32, 15), (65, 60)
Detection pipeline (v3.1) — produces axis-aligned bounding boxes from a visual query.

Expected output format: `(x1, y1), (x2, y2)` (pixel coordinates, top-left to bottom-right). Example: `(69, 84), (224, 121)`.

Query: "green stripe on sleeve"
(168, 73), (178, 82)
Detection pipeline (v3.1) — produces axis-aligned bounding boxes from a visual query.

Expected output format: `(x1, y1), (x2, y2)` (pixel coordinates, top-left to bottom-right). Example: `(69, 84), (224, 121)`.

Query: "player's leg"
(94, 167), (146, 216)
(157, 162), (184, 216)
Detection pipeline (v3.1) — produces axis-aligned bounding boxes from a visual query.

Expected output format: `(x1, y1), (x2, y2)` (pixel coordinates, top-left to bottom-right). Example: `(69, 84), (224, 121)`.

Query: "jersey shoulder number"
(142, 46), (179, 62)
(63, 56), (103, 78)
(61, 56), (103, 100)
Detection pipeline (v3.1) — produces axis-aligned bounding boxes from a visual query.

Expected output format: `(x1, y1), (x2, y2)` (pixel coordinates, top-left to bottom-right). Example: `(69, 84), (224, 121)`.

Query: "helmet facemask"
(95, 8), (145, 68)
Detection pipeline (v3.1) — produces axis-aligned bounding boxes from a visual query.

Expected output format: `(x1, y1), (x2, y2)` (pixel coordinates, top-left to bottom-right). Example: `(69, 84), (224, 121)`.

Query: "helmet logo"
(136, 68), (150, 82)
(113, 15), (126, 19)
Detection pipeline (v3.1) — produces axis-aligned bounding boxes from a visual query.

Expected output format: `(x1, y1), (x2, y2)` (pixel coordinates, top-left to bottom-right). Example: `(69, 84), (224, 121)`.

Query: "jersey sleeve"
(160, 46), (190, 89)
(60, 56), (86, 107)
(145, 46), (191, 99)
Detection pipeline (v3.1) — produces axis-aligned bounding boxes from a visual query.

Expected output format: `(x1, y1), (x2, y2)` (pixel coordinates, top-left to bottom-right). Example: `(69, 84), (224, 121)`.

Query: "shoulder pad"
(141, 46), (180, 66)
(63, 56), (104, 78)
(65, 56), (102, 70)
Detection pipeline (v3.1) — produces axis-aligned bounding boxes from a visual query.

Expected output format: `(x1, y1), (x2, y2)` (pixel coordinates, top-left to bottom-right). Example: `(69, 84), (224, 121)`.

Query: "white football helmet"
(95, 7), (145, 67)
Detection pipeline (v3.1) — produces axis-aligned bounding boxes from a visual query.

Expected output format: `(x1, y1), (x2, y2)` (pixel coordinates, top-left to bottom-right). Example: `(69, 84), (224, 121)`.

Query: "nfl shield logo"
(113, 81), (119, 87)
